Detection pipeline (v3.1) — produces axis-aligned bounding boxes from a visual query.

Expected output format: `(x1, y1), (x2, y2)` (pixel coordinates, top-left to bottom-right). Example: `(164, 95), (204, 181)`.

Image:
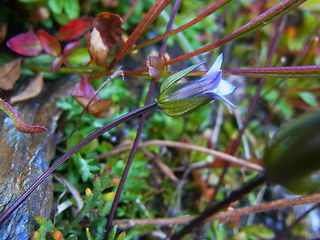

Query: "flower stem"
(105, 80), (156, 234)
(0, 102), (158, 226)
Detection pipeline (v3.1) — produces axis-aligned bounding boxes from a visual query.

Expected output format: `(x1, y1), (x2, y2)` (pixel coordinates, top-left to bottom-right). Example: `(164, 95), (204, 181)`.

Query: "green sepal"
(160, 62), (204, 93)
(157, 96), (211, 117)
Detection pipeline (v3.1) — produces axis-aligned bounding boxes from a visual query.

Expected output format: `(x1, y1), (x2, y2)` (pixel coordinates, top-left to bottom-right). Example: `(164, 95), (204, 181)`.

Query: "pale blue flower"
(157, 54), (237, 117)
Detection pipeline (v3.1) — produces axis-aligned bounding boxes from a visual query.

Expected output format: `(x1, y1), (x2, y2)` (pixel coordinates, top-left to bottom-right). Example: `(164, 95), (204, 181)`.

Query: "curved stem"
(0, 102), (158, 226)
(105, 81), (156, 233)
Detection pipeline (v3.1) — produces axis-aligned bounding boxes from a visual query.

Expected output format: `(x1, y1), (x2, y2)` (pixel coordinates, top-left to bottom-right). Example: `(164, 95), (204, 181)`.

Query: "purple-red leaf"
(56, 17), (93, 41)
(51, 56), (63, 72)
(71, 76), (100, 100)
(0, 98), (46, 134)
(72, 97), (112, 118)
(70, 76), (113, 118)
(63, 40), (82, 56)
(38, 30), (61, 57)
(7, 33), (43, 56)
(93, 12), (123, 50)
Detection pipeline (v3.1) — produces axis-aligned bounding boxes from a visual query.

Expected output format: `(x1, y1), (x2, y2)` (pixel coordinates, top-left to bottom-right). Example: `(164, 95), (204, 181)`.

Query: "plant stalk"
(0, 102), (158, 226)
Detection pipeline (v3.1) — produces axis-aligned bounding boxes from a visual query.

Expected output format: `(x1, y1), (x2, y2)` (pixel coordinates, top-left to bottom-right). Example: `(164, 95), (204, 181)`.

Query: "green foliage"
(241, 224), (275, 239)
(73, 154), (100, 182)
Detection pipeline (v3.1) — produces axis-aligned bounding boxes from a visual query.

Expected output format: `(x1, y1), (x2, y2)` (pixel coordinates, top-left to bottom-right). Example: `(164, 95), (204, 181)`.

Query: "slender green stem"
(0, 102), (158, 226)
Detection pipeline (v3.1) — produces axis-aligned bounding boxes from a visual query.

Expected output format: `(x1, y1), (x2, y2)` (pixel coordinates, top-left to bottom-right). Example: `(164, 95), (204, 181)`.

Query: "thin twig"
(277, 202), (320, 240)
(105, 81), (156, 234)
(170, 175), (266, 239)
(113, 192), (320, 229)
(95, 140), (263, 172)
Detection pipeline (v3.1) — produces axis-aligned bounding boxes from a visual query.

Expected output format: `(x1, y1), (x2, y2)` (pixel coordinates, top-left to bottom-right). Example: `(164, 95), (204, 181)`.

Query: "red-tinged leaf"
(63, 40), (82, 56)
(0, 98), (47, 134)
(88, 28), (108, 67)
(72, 96), (112, 118)
(0, 58), (22, 90)
(38, 30), (61, 57)
(51, 56), (63, 72)
(56, 17), (93, 41)
(70, 76), (100, 100)
(93, 12), (123, 50)
(7, 33), (43, 56)
(10, 72), (44, 104)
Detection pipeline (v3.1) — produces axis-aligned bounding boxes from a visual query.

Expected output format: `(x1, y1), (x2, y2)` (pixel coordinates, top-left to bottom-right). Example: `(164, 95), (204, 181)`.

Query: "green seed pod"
(264, 111), (320, 194)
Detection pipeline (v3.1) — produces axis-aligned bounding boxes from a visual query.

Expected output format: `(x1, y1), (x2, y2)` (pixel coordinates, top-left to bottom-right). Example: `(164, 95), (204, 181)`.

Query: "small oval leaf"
(7, 33), (43, 56)
(38, 30), (61, 56)
(56, 17), (93, 41)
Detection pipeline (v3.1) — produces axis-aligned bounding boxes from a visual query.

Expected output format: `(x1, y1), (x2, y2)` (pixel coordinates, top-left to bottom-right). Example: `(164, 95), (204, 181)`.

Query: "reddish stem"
(133, 0), (232, 51)
(107, 0), (171, 70)
(164, 0), (306, 66)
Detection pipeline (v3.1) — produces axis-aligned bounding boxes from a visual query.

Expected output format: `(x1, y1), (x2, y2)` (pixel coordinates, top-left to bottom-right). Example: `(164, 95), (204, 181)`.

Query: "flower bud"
(156, 54), (236, 117)
(264, 111), (320, 194)
(85, 188), (92, 197)
(146, 56), (167, 81)
(102, 192), (115, 201)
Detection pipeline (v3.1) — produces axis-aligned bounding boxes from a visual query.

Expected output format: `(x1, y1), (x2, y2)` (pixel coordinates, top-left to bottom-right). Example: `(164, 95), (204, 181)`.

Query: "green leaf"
(73, 154), (100, 182)
(115, 232), (126, 240)
(242, 224), (274, 239)
(299, 0), (320, 10)
(34, 216), (55, 240)
(68, 48), (91, 66)
(108, 225), (117, 240)
(64, 0), (80, 19)
(160, 62), (204, 93)
(298, 91), (318, 107)
(48, 0), (64, 14)
(86, 228), (93, 240)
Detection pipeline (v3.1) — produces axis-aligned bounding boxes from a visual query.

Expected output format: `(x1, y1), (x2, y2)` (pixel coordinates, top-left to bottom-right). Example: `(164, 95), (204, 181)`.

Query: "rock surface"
(0, 78), (73, 239)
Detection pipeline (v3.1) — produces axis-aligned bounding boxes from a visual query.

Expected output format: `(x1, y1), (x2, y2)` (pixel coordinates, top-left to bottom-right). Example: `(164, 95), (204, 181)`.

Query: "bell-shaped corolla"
(156, 54), (237, 117)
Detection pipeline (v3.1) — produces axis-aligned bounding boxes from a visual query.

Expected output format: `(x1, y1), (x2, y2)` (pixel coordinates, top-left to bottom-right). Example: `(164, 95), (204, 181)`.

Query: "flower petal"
(215, 79), (235, 96)
(208, 53), (223, 74)
(199, 53), (223, 87)
(213, 93), (237, 109)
